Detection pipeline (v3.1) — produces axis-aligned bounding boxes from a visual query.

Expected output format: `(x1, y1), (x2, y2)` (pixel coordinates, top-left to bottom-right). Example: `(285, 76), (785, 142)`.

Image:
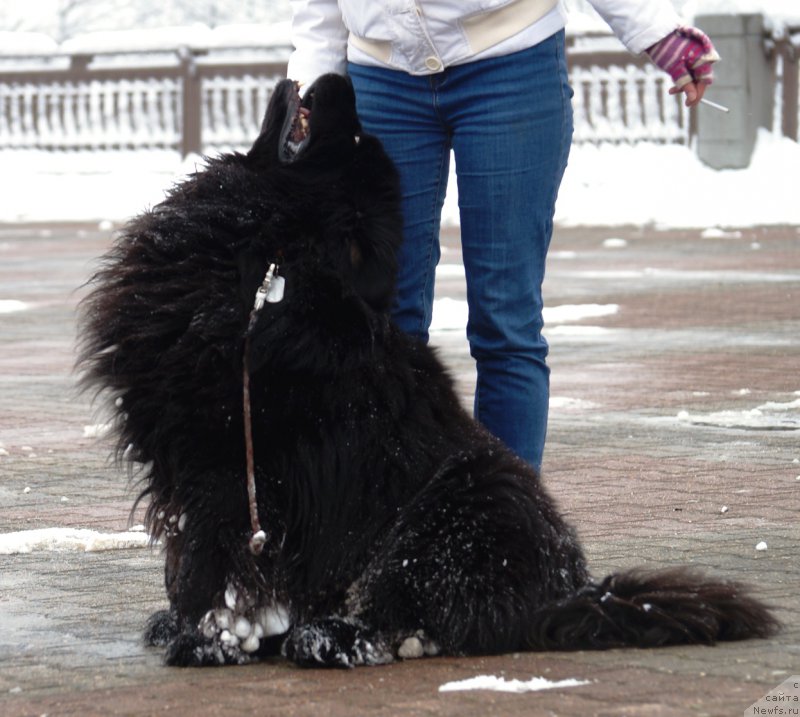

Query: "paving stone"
(0, 223), (798, 716)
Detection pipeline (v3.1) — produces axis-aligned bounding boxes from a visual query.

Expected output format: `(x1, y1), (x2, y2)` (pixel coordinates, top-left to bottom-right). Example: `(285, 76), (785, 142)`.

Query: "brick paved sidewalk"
(0, 223), (798, 717)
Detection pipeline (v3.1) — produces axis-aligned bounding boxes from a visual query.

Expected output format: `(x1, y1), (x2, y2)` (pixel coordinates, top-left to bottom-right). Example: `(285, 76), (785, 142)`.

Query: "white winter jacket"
(287, 0), (683, 85)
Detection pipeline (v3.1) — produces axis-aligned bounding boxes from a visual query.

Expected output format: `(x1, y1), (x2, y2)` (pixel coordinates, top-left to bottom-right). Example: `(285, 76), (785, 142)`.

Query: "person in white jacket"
(287, 0), (718, 470)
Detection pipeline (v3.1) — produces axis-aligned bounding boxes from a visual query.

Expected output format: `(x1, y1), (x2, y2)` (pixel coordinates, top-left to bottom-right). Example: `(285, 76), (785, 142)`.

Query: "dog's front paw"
(165, 631), (224, 667)
(282, 618), (393, 669)
(164, 629), (255, 667)
(143, 609), (179, 647)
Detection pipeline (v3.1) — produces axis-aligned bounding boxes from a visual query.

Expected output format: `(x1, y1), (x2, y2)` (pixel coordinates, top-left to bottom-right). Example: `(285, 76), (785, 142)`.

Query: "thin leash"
(242, 263), (285, 555)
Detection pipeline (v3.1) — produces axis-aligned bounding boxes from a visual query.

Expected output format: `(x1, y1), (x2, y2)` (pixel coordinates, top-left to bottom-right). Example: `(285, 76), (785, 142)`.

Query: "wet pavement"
(0, 222), (798, 716)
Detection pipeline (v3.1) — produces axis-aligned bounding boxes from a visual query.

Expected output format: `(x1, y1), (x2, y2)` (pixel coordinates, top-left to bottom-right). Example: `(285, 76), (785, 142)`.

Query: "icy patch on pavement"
(700, 228), (743, 239)
(547, 325), (611, 337)
(83, 423), (113, 439)
(431, 299), (618, 333)
(550, 397), (598, 411)
(565, 268), (799, 284)
(545, 304), (618, 323)
(673, 394), (800, 431)
(602, 237), (628, 248)
(439, 674), (590, 693)
(0, 527), (152, 554)
(0, 300), (28, 314)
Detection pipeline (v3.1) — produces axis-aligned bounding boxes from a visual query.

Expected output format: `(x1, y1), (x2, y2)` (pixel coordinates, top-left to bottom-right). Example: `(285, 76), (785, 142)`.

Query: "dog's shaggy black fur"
(78, 74), (778, 668)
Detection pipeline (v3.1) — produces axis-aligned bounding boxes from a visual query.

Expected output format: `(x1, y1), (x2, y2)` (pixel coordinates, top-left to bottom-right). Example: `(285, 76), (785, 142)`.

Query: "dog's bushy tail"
(529, 567), (778, 650)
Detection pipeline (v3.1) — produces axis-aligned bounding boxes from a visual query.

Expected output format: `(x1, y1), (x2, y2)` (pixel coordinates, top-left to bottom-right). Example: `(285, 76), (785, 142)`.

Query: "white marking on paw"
(423, 639), (441, 656)
(234, 616), (252, 639)
(214, 608), (232, 631)
(241, 633), (260, 653)
(224, 584), (238, 610)
(257, 603), (291, 636)
(398, 636), (424, 659)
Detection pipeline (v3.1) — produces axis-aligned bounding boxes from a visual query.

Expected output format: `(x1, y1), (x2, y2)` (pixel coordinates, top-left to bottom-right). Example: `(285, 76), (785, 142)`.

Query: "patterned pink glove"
(646, 26), (720, 88)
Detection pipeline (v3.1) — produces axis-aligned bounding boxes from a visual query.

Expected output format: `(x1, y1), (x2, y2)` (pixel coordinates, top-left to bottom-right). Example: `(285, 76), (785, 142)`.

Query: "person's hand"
(646, 27), (720, 108)
(669, 80), (707, 107)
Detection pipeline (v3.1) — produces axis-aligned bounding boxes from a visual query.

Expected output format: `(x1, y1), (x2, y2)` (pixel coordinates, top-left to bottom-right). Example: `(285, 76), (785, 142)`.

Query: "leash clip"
(254, 264), (277, 311)
(254, 263), (285, 312)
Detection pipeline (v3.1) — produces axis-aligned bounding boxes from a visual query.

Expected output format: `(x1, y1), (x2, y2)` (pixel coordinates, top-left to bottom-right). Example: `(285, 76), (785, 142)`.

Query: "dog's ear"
(345, 134), (404, 311)
(350, 230), (398, 312)
(306, 74), (361, 142)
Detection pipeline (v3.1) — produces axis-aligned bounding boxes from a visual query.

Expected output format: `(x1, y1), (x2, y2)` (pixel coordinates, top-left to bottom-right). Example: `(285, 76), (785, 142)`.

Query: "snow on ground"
(430, 299), (618, 333)
(1, 129), (797, 228)
(0, 149), (187, 225)
(550, 130), (800, 228)
(439, 674), (591, 693)
(670, 392), (800, 430)
(0, 527), (152, 554)
(0, 300), (28, 313)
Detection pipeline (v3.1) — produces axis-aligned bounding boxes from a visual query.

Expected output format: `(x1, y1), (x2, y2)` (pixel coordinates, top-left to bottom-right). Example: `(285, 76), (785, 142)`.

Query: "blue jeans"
(348, 32), (573, 469)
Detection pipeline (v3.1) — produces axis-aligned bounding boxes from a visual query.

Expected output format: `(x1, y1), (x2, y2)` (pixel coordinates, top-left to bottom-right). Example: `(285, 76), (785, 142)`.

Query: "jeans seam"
(417, 80), (450, 337)
(557, 33), (572, 192)
(418, 141), (447, 336)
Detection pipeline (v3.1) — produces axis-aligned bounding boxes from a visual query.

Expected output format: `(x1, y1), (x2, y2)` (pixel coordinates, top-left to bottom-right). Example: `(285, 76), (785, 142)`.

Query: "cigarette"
(699, 97), (730, 113)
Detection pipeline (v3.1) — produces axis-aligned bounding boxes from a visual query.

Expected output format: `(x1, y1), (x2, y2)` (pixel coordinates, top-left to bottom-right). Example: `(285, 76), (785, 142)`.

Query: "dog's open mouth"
(279, 82), (312, 163)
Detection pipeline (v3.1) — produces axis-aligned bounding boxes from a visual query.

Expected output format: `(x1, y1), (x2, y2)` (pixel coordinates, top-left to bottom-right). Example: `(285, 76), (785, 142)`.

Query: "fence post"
(179, 47), (202, 157)
(781, 42), (799, 140)
(695, 13), (774, 169)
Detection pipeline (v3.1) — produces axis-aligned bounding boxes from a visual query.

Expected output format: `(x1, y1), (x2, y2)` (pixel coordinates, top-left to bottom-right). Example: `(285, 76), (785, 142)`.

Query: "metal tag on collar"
(254, 264), (277, 311)
(265, 273), (285, 303)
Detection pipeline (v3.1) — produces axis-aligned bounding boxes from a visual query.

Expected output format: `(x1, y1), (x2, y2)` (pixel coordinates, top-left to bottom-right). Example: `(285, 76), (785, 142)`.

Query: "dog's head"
(244, 74), (403, 323)
(248, 74), (362, 167)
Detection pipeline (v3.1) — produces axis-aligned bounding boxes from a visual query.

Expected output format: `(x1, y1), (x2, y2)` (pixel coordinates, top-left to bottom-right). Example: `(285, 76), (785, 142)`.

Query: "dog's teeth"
(234, 616), (252, 639)
(177, 513), (187, 532)
(253, 622), (265, 639)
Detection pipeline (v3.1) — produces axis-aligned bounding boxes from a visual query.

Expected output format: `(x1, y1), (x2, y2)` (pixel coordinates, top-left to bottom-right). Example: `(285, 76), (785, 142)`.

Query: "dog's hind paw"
(282, 618), (393, 669)
(397, 630), (441, 659)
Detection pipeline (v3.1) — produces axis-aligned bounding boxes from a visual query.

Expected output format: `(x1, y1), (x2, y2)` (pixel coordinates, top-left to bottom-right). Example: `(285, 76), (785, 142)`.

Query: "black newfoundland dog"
(79, 74), (777, 667)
